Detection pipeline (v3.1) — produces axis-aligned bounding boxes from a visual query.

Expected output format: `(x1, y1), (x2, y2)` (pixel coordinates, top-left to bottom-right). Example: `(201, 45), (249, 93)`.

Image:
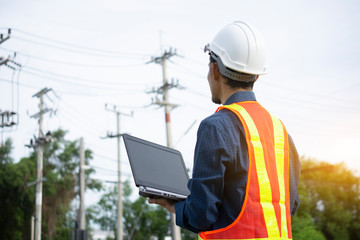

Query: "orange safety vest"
(199, 101), (292, 240)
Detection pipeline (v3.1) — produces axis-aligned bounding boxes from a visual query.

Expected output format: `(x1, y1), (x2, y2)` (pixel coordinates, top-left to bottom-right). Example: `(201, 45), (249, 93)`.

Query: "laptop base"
(139, 186), (186, 202)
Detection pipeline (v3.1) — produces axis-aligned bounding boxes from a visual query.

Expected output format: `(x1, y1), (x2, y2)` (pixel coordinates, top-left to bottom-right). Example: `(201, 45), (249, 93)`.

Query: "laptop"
(123, 134), (190, 201)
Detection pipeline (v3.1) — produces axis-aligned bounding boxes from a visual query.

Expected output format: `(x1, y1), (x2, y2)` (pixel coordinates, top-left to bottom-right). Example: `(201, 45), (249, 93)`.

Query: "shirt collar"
(224, 91), (257, 105)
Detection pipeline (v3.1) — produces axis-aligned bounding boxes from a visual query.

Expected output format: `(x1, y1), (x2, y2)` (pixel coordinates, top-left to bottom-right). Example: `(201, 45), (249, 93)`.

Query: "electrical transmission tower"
(147, 47), (183, 240)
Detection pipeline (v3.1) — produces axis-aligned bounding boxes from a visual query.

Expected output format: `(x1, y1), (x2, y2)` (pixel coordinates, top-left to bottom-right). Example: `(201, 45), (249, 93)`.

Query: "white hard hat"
(204, 21), (268, 80)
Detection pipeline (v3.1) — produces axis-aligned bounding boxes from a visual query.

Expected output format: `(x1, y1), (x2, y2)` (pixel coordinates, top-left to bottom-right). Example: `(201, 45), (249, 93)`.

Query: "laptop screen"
(123, 134), (190, 196)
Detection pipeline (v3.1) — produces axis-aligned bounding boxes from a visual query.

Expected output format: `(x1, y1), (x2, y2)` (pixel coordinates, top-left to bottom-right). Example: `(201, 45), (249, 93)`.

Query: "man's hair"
(210, 55), (255, 90)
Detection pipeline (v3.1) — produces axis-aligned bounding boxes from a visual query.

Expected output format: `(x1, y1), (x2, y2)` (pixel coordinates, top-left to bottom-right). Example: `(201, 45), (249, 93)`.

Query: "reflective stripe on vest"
(199, 102), (291, 240)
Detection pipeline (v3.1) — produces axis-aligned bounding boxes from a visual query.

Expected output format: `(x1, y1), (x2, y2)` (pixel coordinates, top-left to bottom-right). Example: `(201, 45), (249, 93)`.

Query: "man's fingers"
(148, 197), (165, 205)
(148, 198), (158, 204)
(147, 197), (176, 213)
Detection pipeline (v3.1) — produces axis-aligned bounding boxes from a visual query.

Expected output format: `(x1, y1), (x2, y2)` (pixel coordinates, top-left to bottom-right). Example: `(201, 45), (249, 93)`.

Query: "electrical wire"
(182, 55), (206, 66)
(4, 28), (360, 108)
(0, 78), (135, 96)
(261, 81), (360, 107)
(11, 35), (150, 59)
(170, 57), (360, 108)
(55, 110), (102, 139)
(3, 28), (359, 151)
(0, 77), (38, 89)
(0, 47), (147, 68)
(168, 60), (207, 79)
(22, 65), (147, 87)
(57, 108), (104, 137)
(20, 69), (143, 93)
(59, 99), (105, 127)
(10, 28), (153, 57)
(92, 152), (130, 166)
(90, 164), (132, 177)
(170, 95), (210, 112)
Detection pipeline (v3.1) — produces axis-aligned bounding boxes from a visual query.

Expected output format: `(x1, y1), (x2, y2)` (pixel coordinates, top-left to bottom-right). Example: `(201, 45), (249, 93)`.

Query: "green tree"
(90, 179), (198, 240)
(90, 179), (170, 240)
(291, 214), (326, 240)
(293, 157), (360, 240)
(181, 228), (197, 240)
(0, 139), (36, 240)
(89, 184), (118, 238)
(0, 129), (102, 240)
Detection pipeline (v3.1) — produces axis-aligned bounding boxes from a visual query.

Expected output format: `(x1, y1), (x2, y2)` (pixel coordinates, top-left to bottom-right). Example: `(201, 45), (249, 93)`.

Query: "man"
(149, 21), (301, 239)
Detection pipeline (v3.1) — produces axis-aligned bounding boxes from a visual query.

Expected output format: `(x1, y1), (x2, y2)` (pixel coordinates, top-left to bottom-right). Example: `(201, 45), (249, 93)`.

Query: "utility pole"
(31, 88), (53, 240)
(104, 104), (133, 240)
(0, 29), (14, 68)
(31, 216), (35, 240)
(0, 29), (21, 133)
(0, 110), (17, 128)
(0, 28), (11, 45)
(69, 136), (89, 240)
(0, 54), (21, 131)
(79, 137), (86, 231)
(147, 48), (183, 240)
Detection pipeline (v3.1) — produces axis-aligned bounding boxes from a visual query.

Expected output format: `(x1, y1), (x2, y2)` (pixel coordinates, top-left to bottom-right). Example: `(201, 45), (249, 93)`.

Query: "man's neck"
(221, 87), (252, 105)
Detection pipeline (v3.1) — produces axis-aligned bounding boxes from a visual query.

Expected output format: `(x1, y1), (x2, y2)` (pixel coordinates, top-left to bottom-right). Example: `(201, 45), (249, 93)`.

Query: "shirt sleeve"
(288, 134), (301, 217)
(175, 118), (228, 233)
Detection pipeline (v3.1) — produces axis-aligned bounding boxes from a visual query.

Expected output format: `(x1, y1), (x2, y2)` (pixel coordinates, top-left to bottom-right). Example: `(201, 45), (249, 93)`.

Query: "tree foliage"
(292, 157), (360, 240)
(0, 139), (36, 240)
(0, 129), (102, 240)
(90, 179), (198, 240)
(90, 179), (170, 240)
(3, 132), (360, 240)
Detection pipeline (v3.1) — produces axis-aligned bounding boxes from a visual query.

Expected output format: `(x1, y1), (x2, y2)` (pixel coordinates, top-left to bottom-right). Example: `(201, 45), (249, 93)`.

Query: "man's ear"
(211, 62), (220, 81)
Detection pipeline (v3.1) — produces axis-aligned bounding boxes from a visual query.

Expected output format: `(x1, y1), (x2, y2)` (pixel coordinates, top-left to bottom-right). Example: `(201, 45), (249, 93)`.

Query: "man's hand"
(148, 197), (176, 213)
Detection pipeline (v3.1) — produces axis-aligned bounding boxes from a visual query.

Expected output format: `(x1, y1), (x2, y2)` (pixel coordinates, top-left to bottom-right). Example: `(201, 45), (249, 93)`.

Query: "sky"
(1, 0), (360, 209)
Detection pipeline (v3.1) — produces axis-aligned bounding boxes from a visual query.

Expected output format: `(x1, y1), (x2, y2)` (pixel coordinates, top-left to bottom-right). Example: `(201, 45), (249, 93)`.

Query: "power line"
(182, 55), (205, 66)
(90, 164), (132, 176)
(261, 81), (360, 106)
(90, 177), (132, 183)
(0, 47), (146, 68)
(92, 168), (121, 176)
(8, 33), (149, 59)
(56, 110), (104, 137)
(20, 69), (144, 93)
(168, 58), (360, 107)
(0, 78), (37, 88)
(92, 152), (131, 165)
(170, 96), (210, 112)
(10, 28), (152, 57)
(0, 77), (134, 96)
(55, 111), (102, 139)
(11, 36), (149, 59)
(258, 92), (360, 114)
(11, 36), (116, 58)
(22, 65), (146, 87)
(168, 60), (207, 79)
(92, 153), (119, 163)
(59, 99), (104, 126)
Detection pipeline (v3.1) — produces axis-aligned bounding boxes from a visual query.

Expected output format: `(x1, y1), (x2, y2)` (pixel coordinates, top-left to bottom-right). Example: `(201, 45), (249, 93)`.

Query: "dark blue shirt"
(175, 91), (301, 233)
